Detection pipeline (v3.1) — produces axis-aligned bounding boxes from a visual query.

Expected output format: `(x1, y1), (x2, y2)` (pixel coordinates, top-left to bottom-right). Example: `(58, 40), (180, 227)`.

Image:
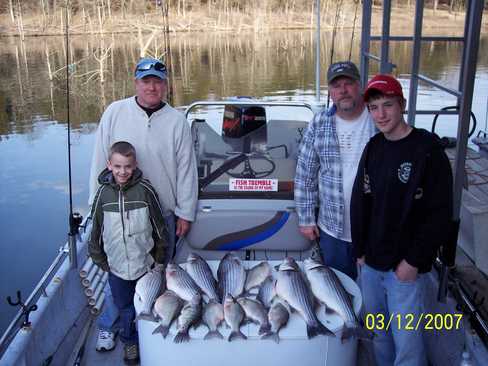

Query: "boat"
(1, 1), (488, 365)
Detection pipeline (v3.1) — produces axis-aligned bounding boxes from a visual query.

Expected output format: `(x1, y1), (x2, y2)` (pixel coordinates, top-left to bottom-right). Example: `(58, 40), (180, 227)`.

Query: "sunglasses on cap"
(135, 60), (167, 74)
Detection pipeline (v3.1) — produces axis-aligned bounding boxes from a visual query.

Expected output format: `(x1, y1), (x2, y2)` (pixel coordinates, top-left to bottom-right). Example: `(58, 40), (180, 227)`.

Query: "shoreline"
(1, 6), (486, 38)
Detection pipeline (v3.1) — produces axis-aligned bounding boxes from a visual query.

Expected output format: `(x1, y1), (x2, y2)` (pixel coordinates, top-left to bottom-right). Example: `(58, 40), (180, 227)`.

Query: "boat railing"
(0, 223), (87, 358)
(185, 100), (315, 118)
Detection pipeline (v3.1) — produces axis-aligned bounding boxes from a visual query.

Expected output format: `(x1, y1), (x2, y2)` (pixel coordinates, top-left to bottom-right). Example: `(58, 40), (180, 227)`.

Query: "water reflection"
(0, 30), (488, 334)
(2, 31), (487, 138)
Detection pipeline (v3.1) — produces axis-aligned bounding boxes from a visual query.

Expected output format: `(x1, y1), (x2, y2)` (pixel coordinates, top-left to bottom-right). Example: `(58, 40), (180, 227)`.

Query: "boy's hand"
(395, 259), (418, 282)
(99, 262), (110, 272)
(176, 218), (191, 237)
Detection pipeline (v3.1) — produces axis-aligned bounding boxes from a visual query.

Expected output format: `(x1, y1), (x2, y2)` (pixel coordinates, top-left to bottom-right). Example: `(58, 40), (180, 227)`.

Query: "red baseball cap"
(364, 74), (404, 101)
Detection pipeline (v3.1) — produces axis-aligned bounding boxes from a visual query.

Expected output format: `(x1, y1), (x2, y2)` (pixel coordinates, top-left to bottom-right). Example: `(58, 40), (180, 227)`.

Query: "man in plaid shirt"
(294, 61), (376, 279)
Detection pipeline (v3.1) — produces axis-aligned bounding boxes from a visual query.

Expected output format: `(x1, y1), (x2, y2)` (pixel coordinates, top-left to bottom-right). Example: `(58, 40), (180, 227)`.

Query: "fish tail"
(152, 325), (170, 338)
(258, 323), (271, 335)
(173, 330), (190, 343)
(228, 330), (247, 342)
(203, 330), (224, 340)
(260, 331), (280, 344)
(341, 324), (374, 341)
(307, 321), (335, 339)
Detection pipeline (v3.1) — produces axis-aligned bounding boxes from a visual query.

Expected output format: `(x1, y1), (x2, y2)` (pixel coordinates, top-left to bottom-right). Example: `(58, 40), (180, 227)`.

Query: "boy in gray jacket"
(89, 141), (168, 365)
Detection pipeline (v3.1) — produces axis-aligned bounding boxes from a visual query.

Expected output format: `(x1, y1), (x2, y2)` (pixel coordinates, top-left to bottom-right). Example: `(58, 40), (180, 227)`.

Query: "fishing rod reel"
(6, 291), (37, 329)
(68, 212), (83, 269)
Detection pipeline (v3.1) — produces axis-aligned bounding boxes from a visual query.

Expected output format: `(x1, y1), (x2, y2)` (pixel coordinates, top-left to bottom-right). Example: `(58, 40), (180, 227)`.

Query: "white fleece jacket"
(88, 96), (198, 221)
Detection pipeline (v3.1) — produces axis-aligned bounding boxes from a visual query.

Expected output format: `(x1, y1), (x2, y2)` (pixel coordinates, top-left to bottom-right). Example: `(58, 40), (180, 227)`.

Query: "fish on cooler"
(173, 293), (202, 343)
(261, 297), (290, 343)
(304, 258), (373, 340)
(244, 261), (271, 293)
(186, 252), (220, 302)
(202, 300), (224, 340)
(236, 297), (271, 335)
(152, 290), (183, 338)
(135, 265), (164, 320)
(166, 262), (201, 302)
(223, 294), (247, 342)
(275, 257), (334, 339)
(218, 252), (246, 300)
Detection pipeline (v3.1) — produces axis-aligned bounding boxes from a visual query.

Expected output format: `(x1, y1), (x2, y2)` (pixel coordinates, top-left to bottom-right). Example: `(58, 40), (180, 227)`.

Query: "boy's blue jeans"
(108, 273), (139, 345)
(96, 213), (177, 333)
(318, 229), (357, 280)
(97, 284), (120, 332)
(359, 264), (427, 366)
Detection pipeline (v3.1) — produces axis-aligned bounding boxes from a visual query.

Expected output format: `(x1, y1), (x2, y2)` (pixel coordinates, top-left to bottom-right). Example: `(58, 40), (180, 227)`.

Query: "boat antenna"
(314, 0), (321, 103)
(326, 0), (344, 108)
(65, 0), (81, 269)
(348, 0), (360, 61)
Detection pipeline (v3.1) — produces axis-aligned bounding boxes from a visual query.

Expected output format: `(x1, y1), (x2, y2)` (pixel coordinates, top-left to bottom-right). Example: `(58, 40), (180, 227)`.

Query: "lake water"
(1, 30), (488, 334)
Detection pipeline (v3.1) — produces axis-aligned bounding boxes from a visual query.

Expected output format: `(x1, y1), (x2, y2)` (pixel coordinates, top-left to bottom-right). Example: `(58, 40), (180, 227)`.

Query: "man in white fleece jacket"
(89, 57), (198, 355)
(89, 57), (198, 258)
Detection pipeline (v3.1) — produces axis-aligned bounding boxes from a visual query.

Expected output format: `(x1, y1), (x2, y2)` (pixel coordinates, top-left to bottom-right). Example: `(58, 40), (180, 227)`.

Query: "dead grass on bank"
(0, 5), (486, 38)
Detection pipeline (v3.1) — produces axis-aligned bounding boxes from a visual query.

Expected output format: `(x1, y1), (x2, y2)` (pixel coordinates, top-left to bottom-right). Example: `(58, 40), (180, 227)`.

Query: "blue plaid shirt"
(294, 105), (374, 238)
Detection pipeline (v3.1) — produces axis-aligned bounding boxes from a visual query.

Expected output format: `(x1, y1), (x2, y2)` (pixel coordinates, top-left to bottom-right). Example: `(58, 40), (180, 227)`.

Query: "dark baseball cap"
(364, 74), (404, 101)
(327, 61), (360, 83)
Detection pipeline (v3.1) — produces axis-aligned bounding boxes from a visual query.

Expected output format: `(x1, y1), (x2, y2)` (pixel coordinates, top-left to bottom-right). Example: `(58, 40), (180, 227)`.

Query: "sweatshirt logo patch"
(398, 162), (412, 183)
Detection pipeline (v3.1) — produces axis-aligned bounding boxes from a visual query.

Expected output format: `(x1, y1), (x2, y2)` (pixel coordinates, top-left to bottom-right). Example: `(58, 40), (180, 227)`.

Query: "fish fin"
(203, 330), (224, 340)
(228, 330), (247, 342)
(152, 324), (170, 338)
(341, 324), (374, 341)
(261, 332), (280, 344)
(307, 321), (335, 339)
(173, 330), (190, 343)
(136, 313), (156, 322)
(258, 323), (271, 335)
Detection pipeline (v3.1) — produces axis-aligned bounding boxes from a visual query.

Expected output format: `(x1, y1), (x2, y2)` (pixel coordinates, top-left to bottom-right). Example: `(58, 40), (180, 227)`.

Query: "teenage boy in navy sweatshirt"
(351, 74), (453, 366)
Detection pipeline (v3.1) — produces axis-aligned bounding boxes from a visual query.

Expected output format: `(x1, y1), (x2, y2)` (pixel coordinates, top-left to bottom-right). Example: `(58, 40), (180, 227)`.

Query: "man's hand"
(357, 256), (365, 266)
(299, 225), (320, 241)
(176, 218), (191, 237)
(395, 259), (418, 282)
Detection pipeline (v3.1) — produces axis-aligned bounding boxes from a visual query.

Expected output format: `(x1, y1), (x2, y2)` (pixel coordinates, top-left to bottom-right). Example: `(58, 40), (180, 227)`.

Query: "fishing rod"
(326, 0), (344, 109)
(65, 0), (82, 269)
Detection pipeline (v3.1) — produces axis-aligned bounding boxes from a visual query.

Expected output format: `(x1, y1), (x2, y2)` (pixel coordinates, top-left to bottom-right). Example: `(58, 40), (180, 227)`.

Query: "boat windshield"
(188, 103), (313, 199)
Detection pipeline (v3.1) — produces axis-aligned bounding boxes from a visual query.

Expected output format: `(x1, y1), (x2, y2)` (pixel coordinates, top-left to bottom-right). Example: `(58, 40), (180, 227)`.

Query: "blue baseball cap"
(134, 58), (167, 80)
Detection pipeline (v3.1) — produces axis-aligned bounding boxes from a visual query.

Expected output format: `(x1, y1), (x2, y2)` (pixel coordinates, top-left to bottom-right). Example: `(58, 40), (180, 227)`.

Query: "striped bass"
(135, 265), (164, 320)
(218, 252), (246, 300)
(166, 262), (201, 302)
(304, 258), (373, 340)
(186, 252), (220, 302)
(256, 277), (276, 309)
(275, 257), (334, 339)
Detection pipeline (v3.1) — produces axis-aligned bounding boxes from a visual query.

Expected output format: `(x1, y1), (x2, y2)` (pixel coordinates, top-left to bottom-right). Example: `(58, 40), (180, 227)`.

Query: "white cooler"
(136, 260), (362, 366)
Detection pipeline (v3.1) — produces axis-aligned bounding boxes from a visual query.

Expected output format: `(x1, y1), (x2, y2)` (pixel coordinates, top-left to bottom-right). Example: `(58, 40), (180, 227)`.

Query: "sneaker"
(123, 343), (140, 365)
(95, 329), (116, 352)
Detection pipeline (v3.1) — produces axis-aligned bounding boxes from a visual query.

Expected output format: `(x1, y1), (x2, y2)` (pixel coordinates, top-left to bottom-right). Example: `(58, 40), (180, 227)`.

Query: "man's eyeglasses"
(135, 60), (167, 74)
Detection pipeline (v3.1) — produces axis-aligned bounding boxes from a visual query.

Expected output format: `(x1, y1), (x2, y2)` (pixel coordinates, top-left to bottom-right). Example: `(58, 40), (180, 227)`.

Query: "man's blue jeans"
(318, 229), (357, 280)
(359, 264), (427, 366)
